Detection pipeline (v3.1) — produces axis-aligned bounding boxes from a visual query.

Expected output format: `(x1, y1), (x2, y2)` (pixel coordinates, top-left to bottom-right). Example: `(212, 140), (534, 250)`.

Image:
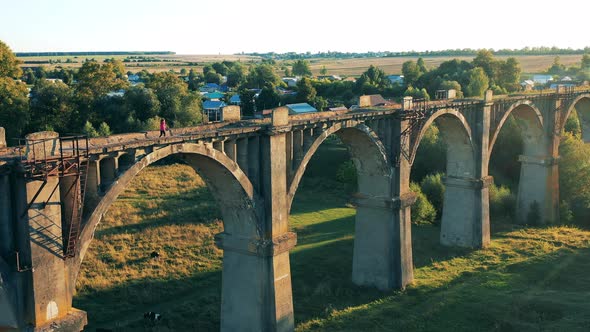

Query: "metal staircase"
(19, 135), (89, 259)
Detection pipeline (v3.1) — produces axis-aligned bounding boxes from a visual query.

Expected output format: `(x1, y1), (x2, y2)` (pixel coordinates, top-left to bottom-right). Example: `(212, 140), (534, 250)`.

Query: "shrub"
(410, 182), (436, 224)
(336, 160), (357, 187)
(489, 183), (516, 221)
(420, 173), (445, 218)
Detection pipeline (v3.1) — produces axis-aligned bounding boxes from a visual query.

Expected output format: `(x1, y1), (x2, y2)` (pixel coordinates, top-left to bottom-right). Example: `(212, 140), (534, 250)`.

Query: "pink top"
(160, 120), (166, 131)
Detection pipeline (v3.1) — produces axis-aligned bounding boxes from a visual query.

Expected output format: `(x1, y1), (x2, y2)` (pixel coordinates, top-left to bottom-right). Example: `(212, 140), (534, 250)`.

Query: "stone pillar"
(224, 139), (237, 163)
(213, 140), (224, 152)
(352, 192), (416, 290)
(516, 155), (559, 224)
(217, 107), (295, 332)
(440, 176), (492, 247)
(351, 119), (415, 290)
(99, 157), (117, 190)
(216, 232), (297, 332)
(21, 177), (87, 330)
(247, 136), (260, 193)
(236, 138), (249, 177)
(292, 130), (303, 172)
(0, 172), (13, 259)
(0, 127), (6, 148)
(84, 160), (100, 211)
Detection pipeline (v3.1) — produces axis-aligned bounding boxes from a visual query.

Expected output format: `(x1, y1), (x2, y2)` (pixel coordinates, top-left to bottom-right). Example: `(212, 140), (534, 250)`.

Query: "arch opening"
(489, 103), (549, 224)
(564, 96), (590, 142)
(72, 143), (259, 331)
(410, 110), (478, 247)
(287, 123), (393, 320)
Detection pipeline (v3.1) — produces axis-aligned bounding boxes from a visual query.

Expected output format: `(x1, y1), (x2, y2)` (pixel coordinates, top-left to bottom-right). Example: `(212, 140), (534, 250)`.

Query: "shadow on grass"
(75, 269), (222, 331)
(299, 246), (590, 332)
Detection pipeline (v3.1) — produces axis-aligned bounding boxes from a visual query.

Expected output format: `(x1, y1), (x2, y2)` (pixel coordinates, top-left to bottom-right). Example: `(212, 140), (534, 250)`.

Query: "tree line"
(245, 46), (590, 60)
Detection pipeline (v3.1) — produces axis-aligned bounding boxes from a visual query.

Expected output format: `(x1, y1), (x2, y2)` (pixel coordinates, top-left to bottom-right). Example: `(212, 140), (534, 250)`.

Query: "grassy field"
(75, 142), (590, 331)
(18, 53), (585, 77)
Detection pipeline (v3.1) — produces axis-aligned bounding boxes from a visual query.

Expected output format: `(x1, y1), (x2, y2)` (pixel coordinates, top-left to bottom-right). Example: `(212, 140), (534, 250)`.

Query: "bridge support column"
(18, 177), (87, 331)
(516, 155), (559, 224)
(99, 157), (117, 191)
(216, 232), (297, 332)
(217, 106), (295, 331)
(440, 176), (492, 247)
(352, 192), (416, 290)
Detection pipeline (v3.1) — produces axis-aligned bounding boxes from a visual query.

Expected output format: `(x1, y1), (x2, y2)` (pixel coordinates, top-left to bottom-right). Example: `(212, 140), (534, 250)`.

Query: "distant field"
(17, 53), (586, 76)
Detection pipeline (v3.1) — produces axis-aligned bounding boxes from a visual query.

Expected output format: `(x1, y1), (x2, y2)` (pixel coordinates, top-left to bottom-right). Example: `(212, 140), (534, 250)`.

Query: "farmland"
(17, 53), (586, 77)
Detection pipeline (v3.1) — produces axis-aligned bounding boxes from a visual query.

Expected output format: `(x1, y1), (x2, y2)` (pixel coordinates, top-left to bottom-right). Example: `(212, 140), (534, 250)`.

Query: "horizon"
(1, 0), (588, 55)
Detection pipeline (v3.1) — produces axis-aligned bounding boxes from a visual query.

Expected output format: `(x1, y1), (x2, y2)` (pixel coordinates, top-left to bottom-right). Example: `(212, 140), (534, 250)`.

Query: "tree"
(0, 40), (22, 79)
(320, 66), (328, 75)
(226, 62), (246, 88)
(296, 77), (317, 103)
(204, 71), (222, 84)
(417, 57), (427, 73)
(76, 61), (129, 100)
(582, 54), (590, 69)
(547, 56), (566, 75)
(255, 86), (280, 111)
(0, 77), (29, 140)
(473, 49), (496, 81)
(292, 59), (312, 77)
(246, 64), (282, 88)
(497, 57), (521, 92)
(212, 62), (229, 76)
(29, 79), (74, 133)
(147, 72), (203, 127)
(466, 67), (489, 97)
(238, 88), (257, 116)
(124, 85), (161, 122)
(439, 80), (464, 98)
(402, 61), (422, 86)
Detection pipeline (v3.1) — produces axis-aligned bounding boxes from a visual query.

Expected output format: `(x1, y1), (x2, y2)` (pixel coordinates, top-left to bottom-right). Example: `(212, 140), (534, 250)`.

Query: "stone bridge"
(1, 87), (589, 331)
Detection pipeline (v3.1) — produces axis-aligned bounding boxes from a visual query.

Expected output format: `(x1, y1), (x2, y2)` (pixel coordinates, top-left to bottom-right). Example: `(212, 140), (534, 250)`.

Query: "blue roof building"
(203, 91), (224, 100)
(203, 100), (227, 122)
(286, 103), (318, 115)
(229, 94), (241, 105)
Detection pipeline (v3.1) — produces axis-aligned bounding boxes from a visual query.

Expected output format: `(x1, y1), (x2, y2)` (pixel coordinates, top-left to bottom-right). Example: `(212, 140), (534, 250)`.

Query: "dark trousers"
(159, 130), (166, 137)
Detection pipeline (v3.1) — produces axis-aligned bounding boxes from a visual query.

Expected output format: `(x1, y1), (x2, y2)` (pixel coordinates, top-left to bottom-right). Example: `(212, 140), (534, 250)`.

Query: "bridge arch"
(73, 142), (260, 285)
(411, 108), (475, 178)
(410, 109), (486, 247)
(489, 100), (553, 224)
(287, 122), (390, 213)
(489, 101), (544, 158)
(287, 121), (402, 290)
(563, 94), (590, 142)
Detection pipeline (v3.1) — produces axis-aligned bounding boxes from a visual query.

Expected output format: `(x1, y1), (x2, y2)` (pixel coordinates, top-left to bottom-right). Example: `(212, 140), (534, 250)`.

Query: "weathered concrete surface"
(25, 131), (58, 160)
(517, 155), (559, 224)
(0, 127), (6, 148)
(0, 257), (18, 330)
(222, 105), (241, 122)
(32, 308), (87, 332)
(440, 176), (492, 247)
(25, 177), (73, 327)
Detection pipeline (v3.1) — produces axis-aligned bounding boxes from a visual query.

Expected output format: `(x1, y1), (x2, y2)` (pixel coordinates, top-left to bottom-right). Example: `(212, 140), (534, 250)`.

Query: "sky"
(1, 0), (589, 55)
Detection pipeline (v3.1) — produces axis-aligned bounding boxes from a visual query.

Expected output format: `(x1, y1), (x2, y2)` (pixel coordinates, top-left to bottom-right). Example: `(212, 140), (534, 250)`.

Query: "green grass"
(75, 145), (590, 331)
